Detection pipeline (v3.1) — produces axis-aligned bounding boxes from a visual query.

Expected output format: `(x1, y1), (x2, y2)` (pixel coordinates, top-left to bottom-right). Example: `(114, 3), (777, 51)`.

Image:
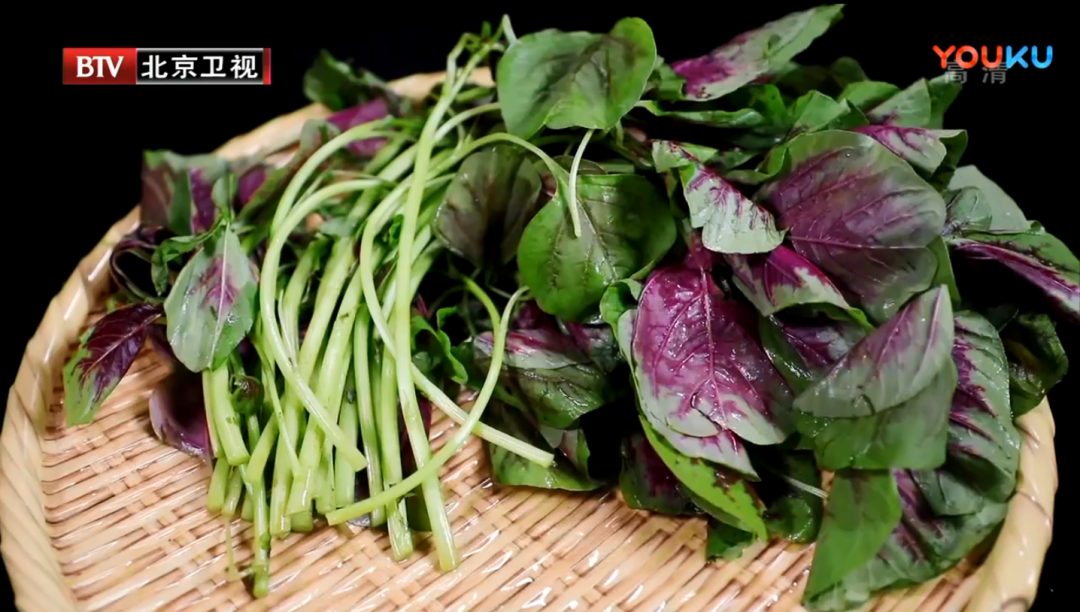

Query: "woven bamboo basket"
(0, 68), (1059, 612)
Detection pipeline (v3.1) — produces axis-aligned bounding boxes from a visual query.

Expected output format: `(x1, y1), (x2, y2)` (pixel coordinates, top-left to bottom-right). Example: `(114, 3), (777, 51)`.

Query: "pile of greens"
(63, 6), (1076, 609)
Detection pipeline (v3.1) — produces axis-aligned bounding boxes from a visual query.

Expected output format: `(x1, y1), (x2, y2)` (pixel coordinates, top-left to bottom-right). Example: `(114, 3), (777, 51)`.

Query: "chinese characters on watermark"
(136, 49), (267, 83)
(944, 59), (1008, 84)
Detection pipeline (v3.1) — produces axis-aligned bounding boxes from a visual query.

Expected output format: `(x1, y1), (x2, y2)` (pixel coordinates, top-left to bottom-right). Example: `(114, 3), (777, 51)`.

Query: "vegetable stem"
(209, 366), (250, 466)
(566, 129), (594, 238)
(327, 287), (528, 526)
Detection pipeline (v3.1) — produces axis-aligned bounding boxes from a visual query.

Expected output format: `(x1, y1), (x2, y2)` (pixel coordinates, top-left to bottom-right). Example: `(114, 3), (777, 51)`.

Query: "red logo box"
(62, 48), (137, 84)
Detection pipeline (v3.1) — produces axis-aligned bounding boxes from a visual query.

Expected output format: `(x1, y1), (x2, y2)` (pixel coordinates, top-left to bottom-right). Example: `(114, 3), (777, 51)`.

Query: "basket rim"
(0, 67), (1058, 612)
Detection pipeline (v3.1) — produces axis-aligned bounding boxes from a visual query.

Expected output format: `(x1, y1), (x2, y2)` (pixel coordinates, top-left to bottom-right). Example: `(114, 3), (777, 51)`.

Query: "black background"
(8, 7), (1067, 609)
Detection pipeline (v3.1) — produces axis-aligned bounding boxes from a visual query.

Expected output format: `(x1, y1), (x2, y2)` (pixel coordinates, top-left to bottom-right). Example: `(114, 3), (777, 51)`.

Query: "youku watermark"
(933, 45), (1052, 85)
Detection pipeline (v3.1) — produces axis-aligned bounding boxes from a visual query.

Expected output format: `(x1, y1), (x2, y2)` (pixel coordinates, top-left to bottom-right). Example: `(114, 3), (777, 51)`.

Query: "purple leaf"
(62, 304), (163, 425)
(630, 263), (795, 476)
(913, 311), (1020, 514)
(669, 5), (843, 101)
(237, 166), (268, 209)
(327, 98), (391, 157)
(651, 140), (785, 253)
(561, 320), (622, 373)
(853, 126), (965, 174)
(164, 227), (259, 371)
(140, 150), (229, 236)
(110, 225), (173, 301)
(949, 228), (1079, 325)
(189, 168), (217, 234)
(775, 317), (866, 376)
(620, 431), (695, 515)
(756, 130), (947, 323)
(149, 367), (211, 460)
(725, 245), (854, 317)
(793, 286), (954, 418)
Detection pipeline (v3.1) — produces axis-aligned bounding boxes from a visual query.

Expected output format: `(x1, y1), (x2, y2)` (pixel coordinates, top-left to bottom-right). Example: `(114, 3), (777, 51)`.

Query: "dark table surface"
(6, 7), (1068, 609)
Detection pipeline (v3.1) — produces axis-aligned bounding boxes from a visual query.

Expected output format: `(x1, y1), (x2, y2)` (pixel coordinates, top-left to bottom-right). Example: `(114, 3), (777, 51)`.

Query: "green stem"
(271, 121), (396, 232)
(335, 371), (360, 509)
(377, 343), (413, 559)
(327, 286), (528, 526)
(207, 457), (230, 514)
(566, 129), (594, 238)
(210, 366), (249, 466)
(288, 259), (364, 515)
(501, 15), (518, 44)
(259, 181), (383, 471)
(351, 309), (384, 522)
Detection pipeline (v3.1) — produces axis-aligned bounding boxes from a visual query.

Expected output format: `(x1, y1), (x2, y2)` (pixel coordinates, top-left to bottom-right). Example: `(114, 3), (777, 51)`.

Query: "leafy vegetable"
(164, 226), (259, 371)
(756, 130), (948, 323)
(629, 257), (794, 476)
(913, 311), (1019, 513)
(497, 18), (657, 139)
(725, 245), (858, 318)
(619, 430), (696, 515)
(793, 286), (954, 418)
(473, 323), (616, 429)
(434, 144), (543, 268)
(517, 172), (676, 321)
(483, 402), (602, 491)
(665, 5), (844, 101)
(60, 11), (1077, 604)
(652, 140), (785, 253)
(949, 226), (1080, 325)
(149, 366), (211, 460)
(999, 312), (1069, 417)
(640, 415), (768, 539)
(63, 304), (163, 425)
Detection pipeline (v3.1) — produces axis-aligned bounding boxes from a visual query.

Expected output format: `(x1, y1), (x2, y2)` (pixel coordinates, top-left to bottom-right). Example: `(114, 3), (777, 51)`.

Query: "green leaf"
(302, 49), (404, 112)
(803, 470), (902, 603)
(926, 74), (963, 130)
(497, 18), (657, 139)
(706, 519), (755, 560)
(793, 286), (955, 418)
(1000, 312), (1069, 417)
(837, 81), (900, 110)
(517, 172), (676, 321)
(866, 78), (932, 127)
(411, 313), (468, 385)
(434, 144), (543, 268)
(619, 430), (696, 515)
(472, 326), (617, 429)
(945, 166), (1030, 232)
(639, 415), (767, 540)
(650, 140), (785, 254)
(164, 226), (258, 372)
(635, 100), (768, 129)
(804, 470), (1008, 612)
(912, 311), (1019, 515)
(150, 222), (223, 295)
(786, 91), (865, 135)
(482, 402), (603, 491)
(599, 279), (642, 338)
(795, 361), (958, 471)
(754, 448), (824, 543)
(928, 236), (961, 305)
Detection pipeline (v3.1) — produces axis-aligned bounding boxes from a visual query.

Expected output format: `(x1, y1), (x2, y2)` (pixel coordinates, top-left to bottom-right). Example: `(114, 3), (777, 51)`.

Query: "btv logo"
(62, 48), (137, 84)
(933, 45), (1053, 69)
(76, 55), (124, 78)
